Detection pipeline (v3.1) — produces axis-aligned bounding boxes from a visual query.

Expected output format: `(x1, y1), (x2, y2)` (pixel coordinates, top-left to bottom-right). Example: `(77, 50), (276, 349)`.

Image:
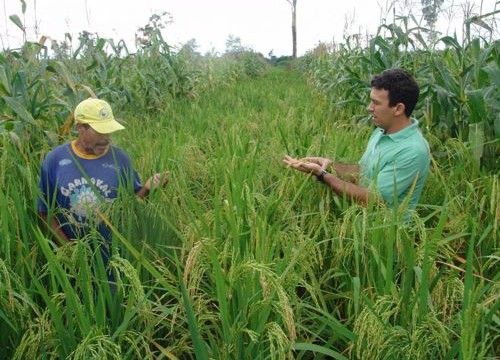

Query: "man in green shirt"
(283, 68), (430, 213)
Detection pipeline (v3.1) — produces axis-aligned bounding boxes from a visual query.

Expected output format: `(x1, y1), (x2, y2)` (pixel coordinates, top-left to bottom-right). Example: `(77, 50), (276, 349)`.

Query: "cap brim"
(88, 120), (125, 134)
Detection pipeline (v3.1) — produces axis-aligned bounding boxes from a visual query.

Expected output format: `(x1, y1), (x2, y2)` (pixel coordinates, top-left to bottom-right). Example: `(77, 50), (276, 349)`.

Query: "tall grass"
(1, 36), (498, 360)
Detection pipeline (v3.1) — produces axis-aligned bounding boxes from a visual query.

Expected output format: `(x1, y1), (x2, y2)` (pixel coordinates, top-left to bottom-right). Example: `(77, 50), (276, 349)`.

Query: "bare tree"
(33, 0), (39, 39)
(284, 0), (297, 58)
(421, 0), (445, 42)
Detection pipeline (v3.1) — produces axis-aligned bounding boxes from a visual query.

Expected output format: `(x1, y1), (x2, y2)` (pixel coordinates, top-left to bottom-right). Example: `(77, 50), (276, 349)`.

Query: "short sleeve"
(38, 157), (52, 213)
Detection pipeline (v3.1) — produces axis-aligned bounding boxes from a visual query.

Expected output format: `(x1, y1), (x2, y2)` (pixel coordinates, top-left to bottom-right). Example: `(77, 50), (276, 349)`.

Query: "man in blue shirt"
(283, 69), (430, 213)
(38, 98), (169, 247)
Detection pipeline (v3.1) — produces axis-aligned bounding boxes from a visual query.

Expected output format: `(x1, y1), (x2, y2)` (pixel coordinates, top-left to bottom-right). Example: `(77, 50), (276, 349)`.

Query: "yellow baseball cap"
(74, 98), (125, 134)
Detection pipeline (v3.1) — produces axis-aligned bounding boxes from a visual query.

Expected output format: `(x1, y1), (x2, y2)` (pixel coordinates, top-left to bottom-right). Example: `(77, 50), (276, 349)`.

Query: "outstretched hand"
(300, 156), (332, 170)
(283, 155), (322, 175)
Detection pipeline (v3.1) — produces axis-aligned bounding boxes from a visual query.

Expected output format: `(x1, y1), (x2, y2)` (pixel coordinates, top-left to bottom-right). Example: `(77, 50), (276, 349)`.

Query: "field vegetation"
(0, 4), (498, 360)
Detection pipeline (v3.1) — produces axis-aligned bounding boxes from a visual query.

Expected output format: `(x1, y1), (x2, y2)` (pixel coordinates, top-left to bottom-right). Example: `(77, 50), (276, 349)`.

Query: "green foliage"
(0, 6), (498, 357)
(300, 14), (499, 171)
(0, 23), (267, 147)
(1, 66), (498, 359)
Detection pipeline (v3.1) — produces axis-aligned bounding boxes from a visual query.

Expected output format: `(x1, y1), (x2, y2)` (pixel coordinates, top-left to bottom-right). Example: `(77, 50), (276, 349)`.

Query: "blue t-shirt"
(38, 141), (142, 241)
(359, 119), (430, 211)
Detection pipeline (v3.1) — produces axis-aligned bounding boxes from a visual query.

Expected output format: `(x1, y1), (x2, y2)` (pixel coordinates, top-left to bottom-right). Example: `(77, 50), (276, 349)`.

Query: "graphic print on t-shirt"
(69, 184), (100, 220)
(60, 176), (113, 226)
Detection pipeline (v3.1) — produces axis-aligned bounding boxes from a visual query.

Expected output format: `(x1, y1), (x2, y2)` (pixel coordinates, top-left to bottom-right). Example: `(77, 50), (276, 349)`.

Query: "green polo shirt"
(359, 119), (430, 211)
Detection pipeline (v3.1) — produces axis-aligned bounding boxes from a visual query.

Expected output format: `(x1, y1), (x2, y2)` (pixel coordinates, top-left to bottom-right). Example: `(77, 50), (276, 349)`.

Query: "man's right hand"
(283, 155), (323, 175)
(299, 157), (332, 170)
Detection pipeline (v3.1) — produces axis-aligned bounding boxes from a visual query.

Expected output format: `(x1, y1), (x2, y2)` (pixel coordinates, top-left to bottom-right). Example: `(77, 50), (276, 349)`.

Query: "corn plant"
(1, 17), (498, 359)
(300, 9), (499, 171)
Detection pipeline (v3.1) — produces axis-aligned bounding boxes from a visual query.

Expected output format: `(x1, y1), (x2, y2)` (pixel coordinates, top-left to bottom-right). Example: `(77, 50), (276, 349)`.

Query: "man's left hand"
(145, 171), (170, 191)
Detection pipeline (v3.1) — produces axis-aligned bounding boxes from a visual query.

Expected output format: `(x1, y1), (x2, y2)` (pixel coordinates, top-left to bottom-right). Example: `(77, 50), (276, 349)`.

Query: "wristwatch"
(316, 169), (329, 183)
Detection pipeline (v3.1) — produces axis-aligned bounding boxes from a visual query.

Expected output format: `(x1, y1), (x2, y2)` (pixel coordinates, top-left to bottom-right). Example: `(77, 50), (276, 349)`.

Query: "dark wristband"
(316, 169), (328, 183)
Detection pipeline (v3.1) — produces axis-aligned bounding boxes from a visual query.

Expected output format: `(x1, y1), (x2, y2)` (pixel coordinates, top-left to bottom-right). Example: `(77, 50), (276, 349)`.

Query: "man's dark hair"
(371, 69), (419, 117)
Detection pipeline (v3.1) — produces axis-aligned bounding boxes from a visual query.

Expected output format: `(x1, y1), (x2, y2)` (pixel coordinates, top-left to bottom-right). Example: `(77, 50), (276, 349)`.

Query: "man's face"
(76, 124), (111, 155)
(367, 88), (397, 132)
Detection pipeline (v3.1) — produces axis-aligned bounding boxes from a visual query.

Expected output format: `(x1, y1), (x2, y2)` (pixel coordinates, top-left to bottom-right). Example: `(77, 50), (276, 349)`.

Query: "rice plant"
(0, 8), (498, 358)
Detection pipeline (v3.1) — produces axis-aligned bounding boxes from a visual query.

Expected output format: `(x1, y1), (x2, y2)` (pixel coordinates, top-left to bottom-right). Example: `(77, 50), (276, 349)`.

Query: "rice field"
(0, 12), (499, 360)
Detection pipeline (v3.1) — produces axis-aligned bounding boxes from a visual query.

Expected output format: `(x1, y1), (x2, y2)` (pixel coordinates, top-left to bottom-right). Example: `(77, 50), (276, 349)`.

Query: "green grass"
(0, 66), (498, 359)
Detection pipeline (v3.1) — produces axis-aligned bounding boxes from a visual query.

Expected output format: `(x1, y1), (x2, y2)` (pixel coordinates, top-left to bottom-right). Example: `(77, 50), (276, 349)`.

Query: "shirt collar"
(71, 140), (109, 159)
(380, 119), (419, 143)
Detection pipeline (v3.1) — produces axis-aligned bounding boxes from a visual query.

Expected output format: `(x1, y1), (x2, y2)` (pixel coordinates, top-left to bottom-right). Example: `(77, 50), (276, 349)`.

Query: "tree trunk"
(291, 0), (297, 59)
(285, 0), (298, 59)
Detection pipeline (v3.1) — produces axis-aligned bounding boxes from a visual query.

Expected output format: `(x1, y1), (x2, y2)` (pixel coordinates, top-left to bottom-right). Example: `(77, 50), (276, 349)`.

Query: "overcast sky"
(1, 0), (497, 56)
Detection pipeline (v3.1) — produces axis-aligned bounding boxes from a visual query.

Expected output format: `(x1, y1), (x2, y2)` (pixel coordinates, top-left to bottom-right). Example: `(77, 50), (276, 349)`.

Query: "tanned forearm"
(331, 162), (360, 184)
(135, 187), (149, 199)
(321, 172), (371, 205)
(284, 155), (371, 205)
(40, 212), (71, 246)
